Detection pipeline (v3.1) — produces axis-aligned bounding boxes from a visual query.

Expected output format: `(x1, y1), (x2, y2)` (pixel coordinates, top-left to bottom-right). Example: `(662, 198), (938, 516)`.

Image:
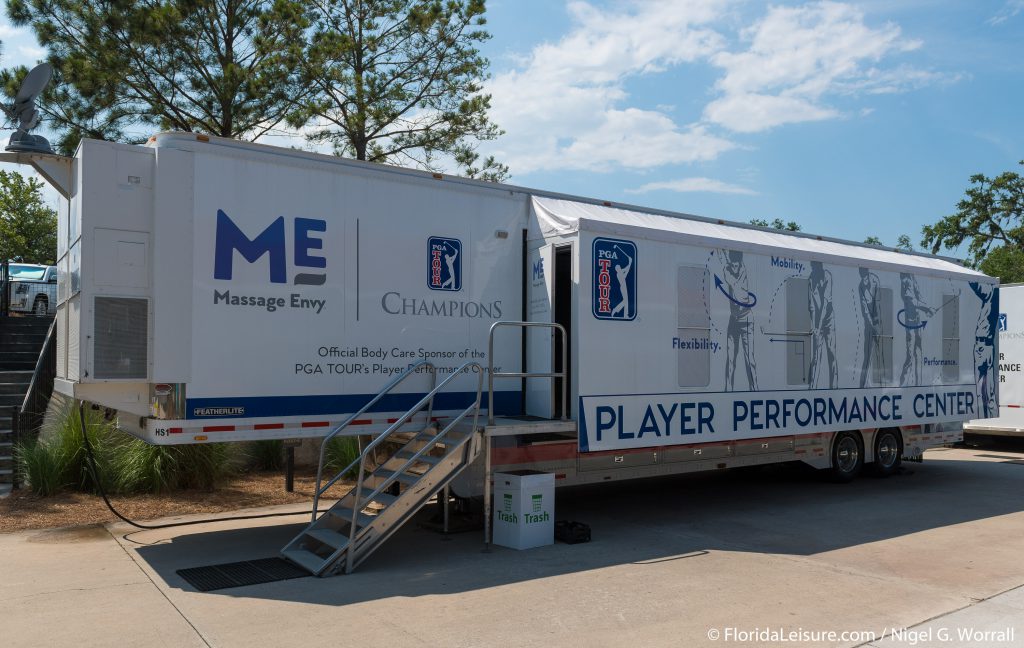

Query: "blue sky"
(1, 1), (1022, 251)
(476, 0), (1024, 249)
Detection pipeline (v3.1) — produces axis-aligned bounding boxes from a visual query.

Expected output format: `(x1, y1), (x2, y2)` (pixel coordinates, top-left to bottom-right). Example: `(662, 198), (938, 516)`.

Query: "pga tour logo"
(1000, 313), (1008, 332)
(428, 236), (462, 291)
(592, 237), (636, 321)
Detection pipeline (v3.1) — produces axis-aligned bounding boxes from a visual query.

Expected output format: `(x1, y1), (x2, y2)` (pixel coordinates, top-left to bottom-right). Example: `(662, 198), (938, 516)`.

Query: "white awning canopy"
(530, 196), (987, 280)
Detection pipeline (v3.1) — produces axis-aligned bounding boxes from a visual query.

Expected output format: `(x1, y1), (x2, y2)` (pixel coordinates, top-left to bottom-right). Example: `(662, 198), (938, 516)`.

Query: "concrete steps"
(0, 316), (53, 487)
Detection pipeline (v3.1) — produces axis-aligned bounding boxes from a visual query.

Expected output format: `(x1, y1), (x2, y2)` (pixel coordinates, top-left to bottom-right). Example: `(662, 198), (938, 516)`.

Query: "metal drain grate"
(177, 557), (311, 592)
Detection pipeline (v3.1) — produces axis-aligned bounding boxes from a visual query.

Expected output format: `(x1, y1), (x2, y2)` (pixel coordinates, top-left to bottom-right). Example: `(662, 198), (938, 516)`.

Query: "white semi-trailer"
(18, 133), (998, 573)
(965, 283), (1021, 438)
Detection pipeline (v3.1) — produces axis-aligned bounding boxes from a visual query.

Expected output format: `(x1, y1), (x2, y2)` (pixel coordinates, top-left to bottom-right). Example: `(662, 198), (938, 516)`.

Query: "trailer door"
(526, 244), (555, 417)
(552, 245), (573, 418)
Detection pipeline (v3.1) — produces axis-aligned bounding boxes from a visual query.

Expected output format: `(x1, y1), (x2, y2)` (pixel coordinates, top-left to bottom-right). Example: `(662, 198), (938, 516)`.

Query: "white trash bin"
(492, 470), (555, 550)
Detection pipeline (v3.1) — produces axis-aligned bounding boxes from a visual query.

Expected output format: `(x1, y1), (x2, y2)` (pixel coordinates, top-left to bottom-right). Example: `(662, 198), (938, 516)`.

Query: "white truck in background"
(965, 283), (1022, 438)
(6, 263), (57, 315)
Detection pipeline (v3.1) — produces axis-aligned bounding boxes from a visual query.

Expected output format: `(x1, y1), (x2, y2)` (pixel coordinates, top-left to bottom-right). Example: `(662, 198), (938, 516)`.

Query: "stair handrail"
(312, 359), (437, 523)
(344, 361), (484, 573)
(487, 320), (568, 425)
(0, 260), (9, 316)
(347, 363), (483, 513)
(19, 317), (57, 415)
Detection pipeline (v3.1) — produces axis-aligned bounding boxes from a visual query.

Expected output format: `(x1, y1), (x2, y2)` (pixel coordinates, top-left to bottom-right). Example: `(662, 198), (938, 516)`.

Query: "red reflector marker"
(203, 425), (234, 432)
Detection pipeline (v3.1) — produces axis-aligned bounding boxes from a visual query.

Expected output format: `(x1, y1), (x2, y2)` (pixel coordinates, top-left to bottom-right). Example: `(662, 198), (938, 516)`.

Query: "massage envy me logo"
(428, 236), (462, 291)
(213, 209), (326, 285)
(593, 237), (636, 321)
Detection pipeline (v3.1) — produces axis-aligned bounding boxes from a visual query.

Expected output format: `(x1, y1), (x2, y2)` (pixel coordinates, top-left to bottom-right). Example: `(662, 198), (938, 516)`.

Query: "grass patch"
(17, 402), (240, 496)
(324, 436), (362, 479)
(108, 442), (238, 493)
(15, 440), (66, 497)
(246, 439), (284, 471)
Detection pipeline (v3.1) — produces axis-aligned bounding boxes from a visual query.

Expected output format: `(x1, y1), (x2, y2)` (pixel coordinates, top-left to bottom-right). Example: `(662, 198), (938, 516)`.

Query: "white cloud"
(16, 45), (44, 61)
(989, 0), (1024, 25)
(0, 20), (49, 67)
(486, 0), (734, 174)
(509, 109), (736, 172)
(0, 22), (23, 39)
(705, 94), (838, 133)
(627, 177), (758, 195)
(488, 1), (952, 176)
(703, 1), (938, 133)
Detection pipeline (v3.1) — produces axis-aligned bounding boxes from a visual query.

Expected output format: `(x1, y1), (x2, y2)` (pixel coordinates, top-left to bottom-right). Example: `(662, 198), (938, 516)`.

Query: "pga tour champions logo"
(428, 236), (462, 291)
(592, 237), (636, 321)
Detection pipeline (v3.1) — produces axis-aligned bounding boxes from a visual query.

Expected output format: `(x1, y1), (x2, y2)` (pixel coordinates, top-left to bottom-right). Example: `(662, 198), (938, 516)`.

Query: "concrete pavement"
(3, 444), (1024, 647)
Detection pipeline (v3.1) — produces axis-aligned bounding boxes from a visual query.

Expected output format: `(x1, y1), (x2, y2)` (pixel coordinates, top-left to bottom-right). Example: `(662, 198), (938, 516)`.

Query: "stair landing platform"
(484, 416), (576, 437)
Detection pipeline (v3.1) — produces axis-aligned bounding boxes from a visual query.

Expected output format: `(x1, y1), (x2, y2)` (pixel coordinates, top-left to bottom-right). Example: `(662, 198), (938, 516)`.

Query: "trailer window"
(873, 288), (894, 386)
(785, 278), (811, 385)
(941, 293), (959, 382)
(677, 266), (710, 387)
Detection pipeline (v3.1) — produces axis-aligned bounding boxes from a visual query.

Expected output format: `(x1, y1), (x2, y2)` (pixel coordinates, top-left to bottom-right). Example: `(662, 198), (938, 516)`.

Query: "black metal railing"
(0, 261), (9, 317)
(11, 318), (57, 488)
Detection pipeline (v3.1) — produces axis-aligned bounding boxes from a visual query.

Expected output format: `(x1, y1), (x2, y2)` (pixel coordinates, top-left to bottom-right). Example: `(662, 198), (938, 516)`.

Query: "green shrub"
(15, 439), (66, 496)
(18, 402), (114, 495)
(324, 435), (362, 479)
(246, 439), (284, 471)
(20, 401), (240, 495)
(108, 441), (237, 493)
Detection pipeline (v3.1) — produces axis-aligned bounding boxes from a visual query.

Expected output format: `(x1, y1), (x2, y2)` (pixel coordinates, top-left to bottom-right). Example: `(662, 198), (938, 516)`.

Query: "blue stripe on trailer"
(185, 390), (520, 420)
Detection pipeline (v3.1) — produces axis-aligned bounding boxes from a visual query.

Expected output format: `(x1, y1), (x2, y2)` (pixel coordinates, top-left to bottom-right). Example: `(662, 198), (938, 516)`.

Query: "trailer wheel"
(872, 428), (902, 477)
(33, 295), (48, 316)
(828, 431), (864, 483)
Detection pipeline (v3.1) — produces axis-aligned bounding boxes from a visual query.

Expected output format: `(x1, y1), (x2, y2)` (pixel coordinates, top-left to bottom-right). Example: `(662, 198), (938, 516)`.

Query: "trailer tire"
(872, 428), (902, 477)
(33, 295), (47, 316)
(828, 431), (864, 483)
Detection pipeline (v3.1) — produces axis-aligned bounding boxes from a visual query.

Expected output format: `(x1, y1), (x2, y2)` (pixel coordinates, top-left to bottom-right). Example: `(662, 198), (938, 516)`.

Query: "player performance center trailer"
(22, 133), (999, 575)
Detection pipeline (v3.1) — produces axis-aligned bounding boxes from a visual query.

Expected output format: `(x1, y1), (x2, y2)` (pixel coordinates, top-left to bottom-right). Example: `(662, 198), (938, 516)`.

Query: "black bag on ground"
(555, 520), (591, 544)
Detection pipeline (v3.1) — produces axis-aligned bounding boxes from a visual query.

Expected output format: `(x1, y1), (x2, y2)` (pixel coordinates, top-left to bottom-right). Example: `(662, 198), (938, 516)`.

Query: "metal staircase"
(282, 360), (484, 576)
(0, 315), (55, 494)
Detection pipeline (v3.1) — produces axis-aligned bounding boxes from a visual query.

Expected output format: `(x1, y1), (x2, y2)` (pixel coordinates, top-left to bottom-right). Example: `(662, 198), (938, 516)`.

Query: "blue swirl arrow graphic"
(714, 274), (757, 308)
(896, 308), (927, 329)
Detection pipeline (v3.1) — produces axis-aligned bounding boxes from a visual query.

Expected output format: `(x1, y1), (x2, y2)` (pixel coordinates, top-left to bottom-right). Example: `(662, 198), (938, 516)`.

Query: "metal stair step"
(372, 468), (419, 486)
(0, 342), (45, 351)
(0, 361), (35, 371)
(305, 528), (351, 550)
(0, 319), (52, 330)
(327, 507), (377, 528)
(0, 352), (41, 361)
(0, 371), (32, 382)
(367, 491), (398, 507)
(395, 449), (441, 465)
(282, 548), (324, 574)
(0, 383), (29, 395)
(327, 505), (376, 524)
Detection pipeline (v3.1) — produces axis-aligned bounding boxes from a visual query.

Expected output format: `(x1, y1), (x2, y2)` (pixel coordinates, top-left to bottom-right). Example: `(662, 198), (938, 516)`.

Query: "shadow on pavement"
(130, 448), (1024, 606)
